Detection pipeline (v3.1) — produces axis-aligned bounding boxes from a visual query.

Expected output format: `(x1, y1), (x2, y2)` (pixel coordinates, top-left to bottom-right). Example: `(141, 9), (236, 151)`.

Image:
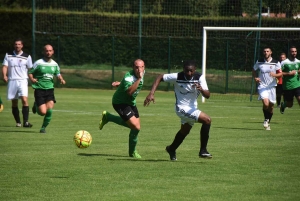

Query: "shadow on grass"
(0, 129), (35, 133)
(78, 153), (201, 163)
(213, 126), (262, 130)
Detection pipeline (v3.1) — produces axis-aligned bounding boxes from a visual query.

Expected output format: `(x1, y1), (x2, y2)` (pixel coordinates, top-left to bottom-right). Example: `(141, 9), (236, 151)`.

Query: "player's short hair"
(183, 60), (197, 68)
(14, 38), (23, 44)
(290, 46), (297, 50)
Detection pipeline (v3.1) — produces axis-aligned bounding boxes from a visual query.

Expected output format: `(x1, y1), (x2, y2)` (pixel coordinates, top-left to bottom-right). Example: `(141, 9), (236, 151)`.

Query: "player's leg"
(8, 80), (21, 126)
(99, 104), (131, 130)
(197, 111), (212, 158)
(39, 89), (56, 133)
(259, 88), (271, 128)
(281, 89), (294, 114)
(276, 85), (282, 107)
(126, 106), (141, 158)
(19, 80), (32, 127)
(294, 87), (300, 106)
(0, 96), (3, 112)
(39, 100), (54, 133)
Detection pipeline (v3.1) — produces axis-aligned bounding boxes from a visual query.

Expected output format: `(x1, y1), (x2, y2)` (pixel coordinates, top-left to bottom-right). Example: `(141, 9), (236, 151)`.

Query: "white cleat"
(263, 119), (269, 129)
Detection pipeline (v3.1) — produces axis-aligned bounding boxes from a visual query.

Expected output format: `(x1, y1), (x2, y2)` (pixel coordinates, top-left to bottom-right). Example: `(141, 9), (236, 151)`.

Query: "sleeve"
(275, 61), (281, 71)
(26, 55), (33, 69)
(253, 61), (258, 71)
(2, 53), (8, 66)
(55, 64), (61, 76)
(28, 61), (38, 74)
(199, 75), (209, 90)
(162, 73), (177, 83)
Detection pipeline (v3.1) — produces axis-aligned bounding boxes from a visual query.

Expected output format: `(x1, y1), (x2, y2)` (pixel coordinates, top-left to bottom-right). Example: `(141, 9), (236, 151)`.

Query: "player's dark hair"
(14, 38), (23, 44)
(290, 46), (297, 50)
(183, 60), (197, 68)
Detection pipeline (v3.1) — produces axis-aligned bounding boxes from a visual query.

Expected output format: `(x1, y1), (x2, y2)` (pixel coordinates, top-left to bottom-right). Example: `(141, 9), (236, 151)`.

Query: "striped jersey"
(281, 58), (300, 90)
(28, 58), (61, 90)
(163, 72), (208, 107)
(253, 58), (281, 89)
(2, 51), (33, 80)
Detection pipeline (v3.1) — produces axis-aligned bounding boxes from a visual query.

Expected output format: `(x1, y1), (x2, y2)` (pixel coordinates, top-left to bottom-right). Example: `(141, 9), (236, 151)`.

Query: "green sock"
(107, 113), (129, 128)
(282, 101), (286, 109)
(0, 97), (2, 104)
(129, 129), (139, 155)
(42, 109), (52, 128)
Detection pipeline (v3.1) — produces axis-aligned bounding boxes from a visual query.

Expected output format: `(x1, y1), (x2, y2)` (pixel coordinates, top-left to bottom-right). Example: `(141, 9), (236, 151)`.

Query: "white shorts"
(258, 86), (276, 104)
(175, 105), (201, 126)
(7, 79), (28, 100)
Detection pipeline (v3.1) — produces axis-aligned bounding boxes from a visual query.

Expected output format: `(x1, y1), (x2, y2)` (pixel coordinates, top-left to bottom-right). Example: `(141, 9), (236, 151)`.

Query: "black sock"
(263, 109), (269, 120)
(12, 107), (21, 123)
(22, 106), (29, 123)
(269, 112), (273, 123)
(276, 97), (281, 105)
(169, 131), (187, 151)
(200, 124), (211, 151)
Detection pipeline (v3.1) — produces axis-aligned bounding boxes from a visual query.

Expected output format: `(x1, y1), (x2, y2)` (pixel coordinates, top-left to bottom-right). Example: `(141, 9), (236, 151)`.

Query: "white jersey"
(253, 58), (281, 90)
(2, 51), (33, 80)
(163, 72), (208, 107)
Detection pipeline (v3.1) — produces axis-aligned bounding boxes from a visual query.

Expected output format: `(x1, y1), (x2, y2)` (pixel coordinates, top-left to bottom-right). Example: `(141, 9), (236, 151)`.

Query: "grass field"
(1, 87), (300, 201)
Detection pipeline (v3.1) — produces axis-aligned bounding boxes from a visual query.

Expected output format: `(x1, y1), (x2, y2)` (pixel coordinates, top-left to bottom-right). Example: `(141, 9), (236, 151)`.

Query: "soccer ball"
(74, 130), (92, 148)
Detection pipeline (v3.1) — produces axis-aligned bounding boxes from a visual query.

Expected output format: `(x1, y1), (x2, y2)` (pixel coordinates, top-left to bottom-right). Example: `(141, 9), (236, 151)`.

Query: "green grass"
(1, 87), (300, 201)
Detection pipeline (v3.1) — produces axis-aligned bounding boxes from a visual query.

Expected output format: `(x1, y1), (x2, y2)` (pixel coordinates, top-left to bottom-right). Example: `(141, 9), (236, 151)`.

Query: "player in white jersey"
(252, 47), (282, 130)
(2, 38), (33, 127)
(144, 60), (212, 161)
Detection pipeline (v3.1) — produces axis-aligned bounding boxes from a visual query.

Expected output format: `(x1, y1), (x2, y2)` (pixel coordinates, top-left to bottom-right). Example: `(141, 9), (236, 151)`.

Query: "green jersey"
(29, 59), (61, 90)
(112, 70), (144, 106)
(281, 58), (300, 90)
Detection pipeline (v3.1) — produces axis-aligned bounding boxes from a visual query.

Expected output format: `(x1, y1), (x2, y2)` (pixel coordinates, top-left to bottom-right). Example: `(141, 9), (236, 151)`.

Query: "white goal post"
(201, 26), (300, 103)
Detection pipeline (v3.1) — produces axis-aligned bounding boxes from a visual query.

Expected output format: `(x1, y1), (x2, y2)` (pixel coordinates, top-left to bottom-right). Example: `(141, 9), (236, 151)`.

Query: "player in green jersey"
(28, 45), (66, 133)
(280, 46), (300, 114)
(99, 59), (145, 158)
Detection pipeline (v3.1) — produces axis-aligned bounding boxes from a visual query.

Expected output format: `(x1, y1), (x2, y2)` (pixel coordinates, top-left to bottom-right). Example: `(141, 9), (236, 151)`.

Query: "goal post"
(201, 27), (300, 103)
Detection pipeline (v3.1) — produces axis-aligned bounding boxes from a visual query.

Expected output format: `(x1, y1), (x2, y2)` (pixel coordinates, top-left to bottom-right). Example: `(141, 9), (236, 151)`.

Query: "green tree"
(266, 0), (300, 18)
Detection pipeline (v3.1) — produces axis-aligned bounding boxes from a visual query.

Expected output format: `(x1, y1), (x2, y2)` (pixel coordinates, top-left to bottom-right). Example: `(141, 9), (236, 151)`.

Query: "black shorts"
(276, 84), (283, 95)
(283, 86), (300, 102)
(34, 89), (56, 107)
(112, 104), (139, 122)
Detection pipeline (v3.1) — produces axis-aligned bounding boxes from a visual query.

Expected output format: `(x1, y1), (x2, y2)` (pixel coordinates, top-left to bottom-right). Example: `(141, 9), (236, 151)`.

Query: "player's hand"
(112, 81), (120, 87)
(193, 83), (203, 91)
(144, 94), (155, 106)
(254, 77), (261, 83)
(3, 76), (8, 83)
(60, 79), (66, 84)
(290, 70), (297, 75)
(31, 78), (38, 83)
(270, 72), (276, 77)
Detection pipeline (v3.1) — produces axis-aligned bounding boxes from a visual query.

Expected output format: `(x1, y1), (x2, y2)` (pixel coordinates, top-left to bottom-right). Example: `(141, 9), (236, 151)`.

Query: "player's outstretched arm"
(144, 74), (164, 106)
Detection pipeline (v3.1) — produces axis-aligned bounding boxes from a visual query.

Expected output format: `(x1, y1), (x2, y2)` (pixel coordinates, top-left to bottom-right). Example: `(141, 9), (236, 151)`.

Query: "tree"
(265, 0), (300, 18)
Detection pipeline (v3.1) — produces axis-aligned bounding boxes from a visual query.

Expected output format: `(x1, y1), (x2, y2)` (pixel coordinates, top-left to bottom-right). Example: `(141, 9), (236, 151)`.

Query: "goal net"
(201, 27), (300, 103)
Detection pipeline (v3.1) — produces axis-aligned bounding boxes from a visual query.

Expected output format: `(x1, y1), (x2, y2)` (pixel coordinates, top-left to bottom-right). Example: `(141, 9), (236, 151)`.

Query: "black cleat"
(23, 122), (33, 128)
(199, 150), (212, 159)
(166, 146), (177, 161)
(40, 128), (46, 133)
(280, 102), (285, 114)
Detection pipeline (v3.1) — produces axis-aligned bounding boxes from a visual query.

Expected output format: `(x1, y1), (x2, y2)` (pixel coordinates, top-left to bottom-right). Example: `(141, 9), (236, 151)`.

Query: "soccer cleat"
(129, 150), (141, 158)
(23, 122), (33, 128)
(32, 103), (36, 114)
(280, 102), (285, 114)
(99, 111), (108, 130)
(266, 125), (271, 131)
(40, 128), (46, 133)
(263, 119), (269, 129)
(16, 123), (22, 127)
(199, 150), (212, 159)
(166, 146), (177, 161)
